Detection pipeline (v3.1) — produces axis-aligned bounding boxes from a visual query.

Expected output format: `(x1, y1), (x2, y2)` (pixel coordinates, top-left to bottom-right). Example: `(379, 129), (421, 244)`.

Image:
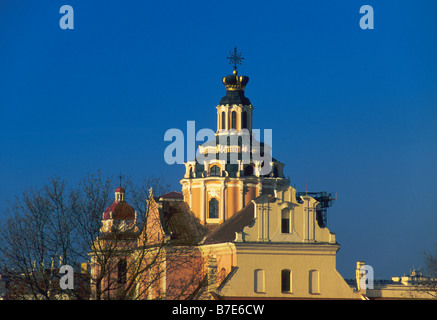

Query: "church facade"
(89, 59), (363, 300)
(180, 67), (289, 226)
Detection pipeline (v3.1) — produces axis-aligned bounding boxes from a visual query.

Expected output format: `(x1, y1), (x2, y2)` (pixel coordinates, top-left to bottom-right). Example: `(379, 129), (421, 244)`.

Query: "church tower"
(180, 48), (289, 226)
(100, 186), (138, 233)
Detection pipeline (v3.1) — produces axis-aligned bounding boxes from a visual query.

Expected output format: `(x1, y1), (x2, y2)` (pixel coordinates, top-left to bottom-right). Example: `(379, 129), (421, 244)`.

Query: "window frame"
(210, 165), (221, 177)
(231, 111), (237, 130)
(254, 269), (265, 293)
(221, 111), (226, 130)
(281, 208), (291, 234)
(281, 269), (292, 293)
(309, 270), (320, 294)
(208, 198), (219, 219)
(117, 259), (127, 284)
(242, 110), (247, 129)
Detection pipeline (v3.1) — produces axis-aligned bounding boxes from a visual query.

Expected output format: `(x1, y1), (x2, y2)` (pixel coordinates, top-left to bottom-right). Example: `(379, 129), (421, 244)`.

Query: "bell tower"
(180, 48), (289, 226)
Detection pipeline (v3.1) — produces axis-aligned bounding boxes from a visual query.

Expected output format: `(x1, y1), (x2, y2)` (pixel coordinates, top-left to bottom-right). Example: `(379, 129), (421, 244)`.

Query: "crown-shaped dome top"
(222, 70), (249, 90)
(219, 70), (251, 105)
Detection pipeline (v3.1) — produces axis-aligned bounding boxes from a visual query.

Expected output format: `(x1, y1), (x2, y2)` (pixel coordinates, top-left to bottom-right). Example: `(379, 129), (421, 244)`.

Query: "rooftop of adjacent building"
(346, 267), (435, 289)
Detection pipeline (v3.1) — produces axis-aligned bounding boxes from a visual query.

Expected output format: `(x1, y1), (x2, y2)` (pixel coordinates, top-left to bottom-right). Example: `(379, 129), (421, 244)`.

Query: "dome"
(103, 202), (136, 220)
(102, 187), (136, 220)
(219, 70), (251, 105)
(222, 72), (249, 90)
(115, 186), (125, 193)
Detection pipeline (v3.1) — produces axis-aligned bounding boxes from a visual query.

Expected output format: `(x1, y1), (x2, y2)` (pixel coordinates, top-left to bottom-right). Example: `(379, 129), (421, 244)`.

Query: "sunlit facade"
(89, 64), (434, 300)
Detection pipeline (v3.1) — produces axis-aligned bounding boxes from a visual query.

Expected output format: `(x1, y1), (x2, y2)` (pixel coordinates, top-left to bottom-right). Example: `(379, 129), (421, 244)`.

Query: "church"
(89, 50), (364, 300)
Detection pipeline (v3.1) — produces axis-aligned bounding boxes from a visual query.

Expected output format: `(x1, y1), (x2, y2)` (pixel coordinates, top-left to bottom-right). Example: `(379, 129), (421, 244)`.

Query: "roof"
(159, 201), (208, 245)
(103, 201), (135, 220)
(115, 186), (125, 193)
(202, 201), (255, 245)
(159, 191), (184, 200)
(219, 90), (251, 105)
(219, 73), (251, 105)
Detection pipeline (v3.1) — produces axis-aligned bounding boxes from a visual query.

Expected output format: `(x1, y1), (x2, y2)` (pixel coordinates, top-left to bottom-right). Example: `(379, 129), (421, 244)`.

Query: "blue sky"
(1, 0), (436, 279)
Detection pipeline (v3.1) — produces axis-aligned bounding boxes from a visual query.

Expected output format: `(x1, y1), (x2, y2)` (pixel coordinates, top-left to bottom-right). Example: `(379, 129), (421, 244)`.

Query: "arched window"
(117, 259), (127, 284)
(209, 198), (219, 219)
(281, 208), (291, 233)
(281, 269), (292, 293)
(221, 111), (226, 130)
(254, 269), (265, 293)
(309, 270), (320, 294)
(244, 164), (254, 176)
(210, 165), (221, 176)
(231, 111), (237, 129)
(242, 111), (247, 129)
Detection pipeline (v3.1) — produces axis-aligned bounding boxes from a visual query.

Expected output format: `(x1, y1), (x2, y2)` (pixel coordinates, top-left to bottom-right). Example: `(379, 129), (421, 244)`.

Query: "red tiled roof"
(103, 201), (135, 220)
(159, 191), (184, 200)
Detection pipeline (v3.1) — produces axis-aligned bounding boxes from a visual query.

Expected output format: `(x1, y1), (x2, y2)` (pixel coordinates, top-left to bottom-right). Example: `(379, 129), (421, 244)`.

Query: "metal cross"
(227, 47), (244, 71)
(118, 172), (124, 187)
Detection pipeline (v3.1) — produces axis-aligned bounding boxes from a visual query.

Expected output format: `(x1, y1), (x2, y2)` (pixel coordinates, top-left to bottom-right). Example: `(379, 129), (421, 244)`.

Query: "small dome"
(222, 73), (249, 90)
(115, 186), (125, 193)
(103, 202), (135, 220)
(102, 187), (135, 220)
(219, 72), (251, 105)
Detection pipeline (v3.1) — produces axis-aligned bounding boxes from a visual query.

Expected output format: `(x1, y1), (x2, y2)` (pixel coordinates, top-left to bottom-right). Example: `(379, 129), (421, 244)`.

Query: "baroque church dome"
(102, 187), (136, 221)
(219, 70), (251, 105)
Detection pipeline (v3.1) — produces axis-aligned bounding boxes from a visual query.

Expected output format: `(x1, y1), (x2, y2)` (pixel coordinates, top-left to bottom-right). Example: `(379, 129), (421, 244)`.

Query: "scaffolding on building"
(296, 191), (337, 228)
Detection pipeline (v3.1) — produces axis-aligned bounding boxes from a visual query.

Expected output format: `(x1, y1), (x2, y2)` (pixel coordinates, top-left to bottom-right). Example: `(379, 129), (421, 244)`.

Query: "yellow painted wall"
(218, 244), (359, 299)
(209, 186), (360, 299)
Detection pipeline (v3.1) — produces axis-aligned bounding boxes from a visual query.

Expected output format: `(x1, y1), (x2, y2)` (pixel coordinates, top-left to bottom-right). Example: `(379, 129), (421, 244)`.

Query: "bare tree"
(399, 246), (437, 299)
(124, 175), (170, 224)
(88, 187), (209, 300)
(0, 173), (209, 300)
(0, 174), (111, 299)
(414, 248), (437, 298)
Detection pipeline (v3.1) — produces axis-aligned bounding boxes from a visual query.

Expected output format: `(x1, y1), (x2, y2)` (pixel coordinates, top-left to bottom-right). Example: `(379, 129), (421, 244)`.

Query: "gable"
(242, 186), (336, 244)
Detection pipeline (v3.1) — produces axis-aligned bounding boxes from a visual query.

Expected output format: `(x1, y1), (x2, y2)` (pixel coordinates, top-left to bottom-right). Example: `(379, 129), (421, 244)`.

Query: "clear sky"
(0, 0), (436, 279)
